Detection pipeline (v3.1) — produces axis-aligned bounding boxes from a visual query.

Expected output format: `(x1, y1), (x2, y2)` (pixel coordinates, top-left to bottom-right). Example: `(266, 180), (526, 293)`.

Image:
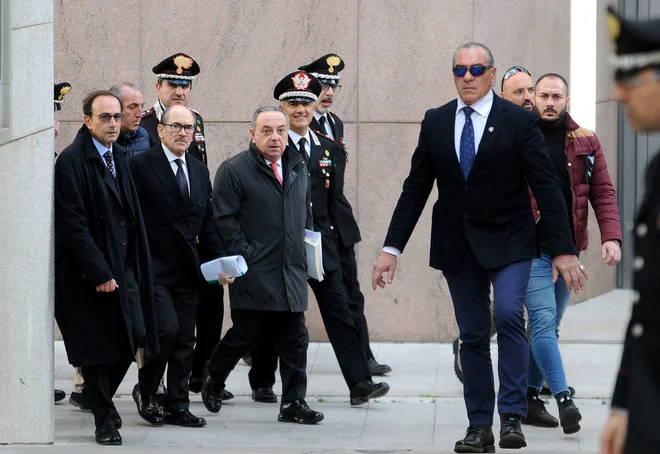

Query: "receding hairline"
(254, 109), (288, 127)
(501, 71), (534, 92)
(535, 73), (569, 94)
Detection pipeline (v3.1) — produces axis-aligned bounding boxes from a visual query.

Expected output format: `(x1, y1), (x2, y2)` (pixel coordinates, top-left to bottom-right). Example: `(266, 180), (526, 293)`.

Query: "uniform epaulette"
(142, 107), (155, 117)
(313, 129), (335, 143)
(189, 107), (203, 118)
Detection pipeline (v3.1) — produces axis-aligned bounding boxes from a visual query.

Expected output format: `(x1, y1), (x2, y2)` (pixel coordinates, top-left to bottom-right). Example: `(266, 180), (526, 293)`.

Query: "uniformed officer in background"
(141, 53), (233, 402)
(299, 53), (392, 376)
(601, 7), (660, 454)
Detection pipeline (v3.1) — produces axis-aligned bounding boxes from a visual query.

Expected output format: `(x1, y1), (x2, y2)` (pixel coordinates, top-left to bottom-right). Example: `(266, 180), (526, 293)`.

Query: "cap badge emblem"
(292, 72), (311, 90)
(173, 55), (194, 75)
(326, 55), (341, 73)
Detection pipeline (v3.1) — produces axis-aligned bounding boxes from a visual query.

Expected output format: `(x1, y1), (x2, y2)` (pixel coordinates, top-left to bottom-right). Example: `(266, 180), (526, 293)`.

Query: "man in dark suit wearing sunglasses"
(372, 42), (586, 453)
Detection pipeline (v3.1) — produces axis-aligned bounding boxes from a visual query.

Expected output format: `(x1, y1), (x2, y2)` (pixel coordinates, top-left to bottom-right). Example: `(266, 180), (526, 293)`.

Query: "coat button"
(121, 221), (127, 227)
(464, 214), (468, 220)
(636, 223), (648, 237)
(632, 323), (644, 338)
(122, 240), (127, 246)
(188, 222), (193, 227)
(633, 256), (645, 270)
(567, 162), (572, 166)
(632, 290), (641, 304)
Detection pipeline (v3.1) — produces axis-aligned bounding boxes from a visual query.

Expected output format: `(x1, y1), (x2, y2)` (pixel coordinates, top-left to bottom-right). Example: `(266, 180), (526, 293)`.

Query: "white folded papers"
(201, 255), (248, 283)
(304, 229), (324, 282)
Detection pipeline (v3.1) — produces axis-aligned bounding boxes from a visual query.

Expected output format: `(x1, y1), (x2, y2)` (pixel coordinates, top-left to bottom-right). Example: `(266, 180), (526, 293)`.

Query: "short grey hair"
(108, 82), (141, 102)
(452, 42), (495, 67)
(160, 105), (193, 125)
(251, 106), (289, 130)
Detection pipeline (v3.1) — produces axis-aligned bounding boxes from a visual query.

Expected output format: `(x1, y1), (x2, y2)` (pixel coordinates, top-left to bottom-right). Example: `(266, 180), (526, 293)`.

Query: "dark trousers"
(250, 269), (371, 391)
(83, 263), (144, 429)
(138, 284), (198, 411)
(207, 309), (308, 404)
(626, 344), (660, 453)
(443, 247), (531, 426)
(191, 281), (224, 380)
(337, 240), (374, 360)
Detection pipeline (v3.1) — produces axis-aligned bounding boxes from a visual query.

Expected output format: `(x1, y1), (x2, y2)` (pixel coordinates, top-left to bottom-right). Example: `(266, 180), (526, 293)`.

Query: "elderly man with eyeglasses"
(522, 72), (622, 435)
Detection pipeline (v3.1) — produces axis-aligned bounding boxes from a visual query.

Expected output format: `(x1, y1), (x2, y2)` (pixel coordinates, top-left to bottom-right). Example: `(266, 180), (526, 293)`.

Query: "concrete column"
(0, 0), (55, 444)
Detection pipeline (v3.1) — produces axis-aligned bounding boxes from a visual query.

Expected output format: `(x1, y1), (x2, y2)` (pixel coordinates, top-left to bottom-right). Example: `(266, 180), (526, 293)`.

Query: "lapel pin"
(488, 126), (494, 132)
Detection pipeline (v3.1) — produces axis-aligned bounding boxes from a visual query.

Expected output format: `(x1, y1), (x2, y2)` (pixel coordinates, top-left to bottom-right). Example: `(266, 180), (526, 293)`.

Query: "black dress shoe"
(368, 358), (393, 376)
(454, 424), (495, 453)
(132, 384), (164, 426)
(111, 413), (122, 430)
(521, 387), (559, 428)
(278, 399), (324, 424)
(95, 423), (122, 446)
(164, 409), (207, 427)
(69, 391), (92, 412)
(54, 389), (66, 403)
(349, 379), (390, 406)
(201, 363), (223, 413)
(222, 389), (234, 401)
(556, 391), (582, 434)
(252, 387), (278, 403)
(499, 413), (527, 449)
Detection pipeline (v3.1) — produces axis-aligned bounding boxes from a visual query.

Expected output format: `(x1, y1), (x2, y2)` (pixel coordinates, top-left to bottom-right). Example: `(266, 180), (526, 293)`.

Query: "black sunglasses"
(582, 154), (595, 184)
(452, 64), (492, 78)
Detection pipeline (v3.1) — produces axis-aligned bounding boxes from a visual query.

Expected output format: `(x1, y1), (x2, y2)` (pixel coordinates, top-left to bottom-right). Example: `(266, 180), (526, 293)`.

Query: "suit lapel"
(148, 147), (185, 204)
(468, 95), (507, 179)
(186, 155), (203, 205)
(440, 101), (465, 183)
(84, 135), (122, 203)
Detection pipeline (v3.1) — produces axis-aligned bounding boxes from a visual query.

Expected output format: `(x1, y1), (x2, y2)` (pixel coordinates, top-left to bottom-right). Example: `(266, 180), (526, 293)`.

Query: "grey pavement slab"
(37, 290), (634, 452)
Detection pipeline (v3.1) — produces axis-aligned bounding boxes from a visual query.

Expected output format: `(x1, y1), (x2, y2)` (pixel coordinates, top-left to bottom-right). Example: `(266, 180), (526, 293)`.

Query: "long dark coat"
(212, 143), (312, 312)
(54, 127), (158, 367)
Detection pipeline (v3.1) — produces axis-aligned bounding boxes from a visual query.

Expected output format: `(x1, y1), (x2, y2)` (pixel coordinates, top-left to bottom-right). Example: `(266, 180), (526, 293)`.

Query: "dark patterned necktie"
(319, 116), (329, 136)
(175, 159), (189, 200)
(103, 150), (116, 178)
(298, 137), (308, 162)
(460, 106), (476, 179)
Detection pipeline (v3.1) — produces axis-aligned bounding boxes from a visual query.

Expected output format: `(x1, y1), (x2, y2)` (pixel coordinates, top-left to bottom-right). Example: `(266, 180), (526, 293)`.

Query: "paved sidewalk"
(5, 289), (633, 453)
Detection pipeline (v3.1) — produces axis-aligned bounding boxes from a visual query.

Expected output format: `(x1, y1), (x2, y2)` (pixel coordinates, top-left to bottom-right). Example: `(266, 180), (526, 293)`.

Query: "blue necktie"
(459, 106), (475, 179)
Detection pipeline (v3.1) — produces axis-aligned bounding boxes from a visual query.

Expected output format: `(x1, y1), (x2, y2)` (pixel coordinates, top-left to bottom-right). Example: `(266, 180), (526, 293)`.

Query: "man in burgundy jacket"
(525, 72), (622, 435)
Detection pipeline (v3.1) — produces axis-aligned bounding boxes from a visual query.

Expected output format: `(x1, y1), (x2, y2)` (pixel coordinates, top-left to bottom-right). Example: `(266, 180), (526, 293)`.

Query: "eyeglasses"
(162, 123), (195, 134)
(321, 84), (342, 93)
(91, 113), (124, 123)
(582, 154), (595, 184)
(452, 64), (492, 78)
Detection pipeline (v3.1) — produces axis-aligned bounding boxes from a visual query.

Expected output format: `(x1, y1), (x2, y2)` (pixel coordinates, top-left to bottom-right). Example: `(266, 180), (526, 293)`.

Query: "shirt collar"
(313, 111), (327, 122)
(264, 156), (283, 167)
(162, 143), (186, 165)
(92, 136), (113, 159)
(456, 89), (494, 118)
(288, 129), (310, 146)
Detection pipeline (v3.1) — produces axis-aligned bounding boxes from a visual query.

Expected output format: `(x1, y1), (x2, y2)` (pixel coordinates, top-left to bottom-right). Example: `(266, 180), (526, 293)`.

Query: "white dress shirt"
(264, 157), (283, 181)
(288, 129), (311, 158)
(383, 90), (495, 257)
(454, 89), (494, 162)
(162, 144), (190, 195)
(92, 137), (114, 170)
(313, 111), (334, 140)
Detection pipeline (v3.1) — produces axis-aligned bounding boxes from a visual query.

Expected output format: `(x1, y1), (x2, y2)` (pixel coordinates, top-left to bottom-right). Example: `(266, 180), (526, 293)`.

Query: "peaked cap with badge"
(153, 53), (200, 85)
(607, 7), (660, 81)
(54, 82), (71, 112)
(273, 71), (322, 103)
(298, 54), (344, 85)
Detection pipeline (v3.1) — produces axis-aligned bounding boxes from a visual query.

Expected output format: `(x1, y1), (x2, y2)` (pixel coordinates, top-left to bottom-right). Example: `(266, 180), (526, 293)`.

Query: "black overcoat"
(54, 127), (158, 367)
